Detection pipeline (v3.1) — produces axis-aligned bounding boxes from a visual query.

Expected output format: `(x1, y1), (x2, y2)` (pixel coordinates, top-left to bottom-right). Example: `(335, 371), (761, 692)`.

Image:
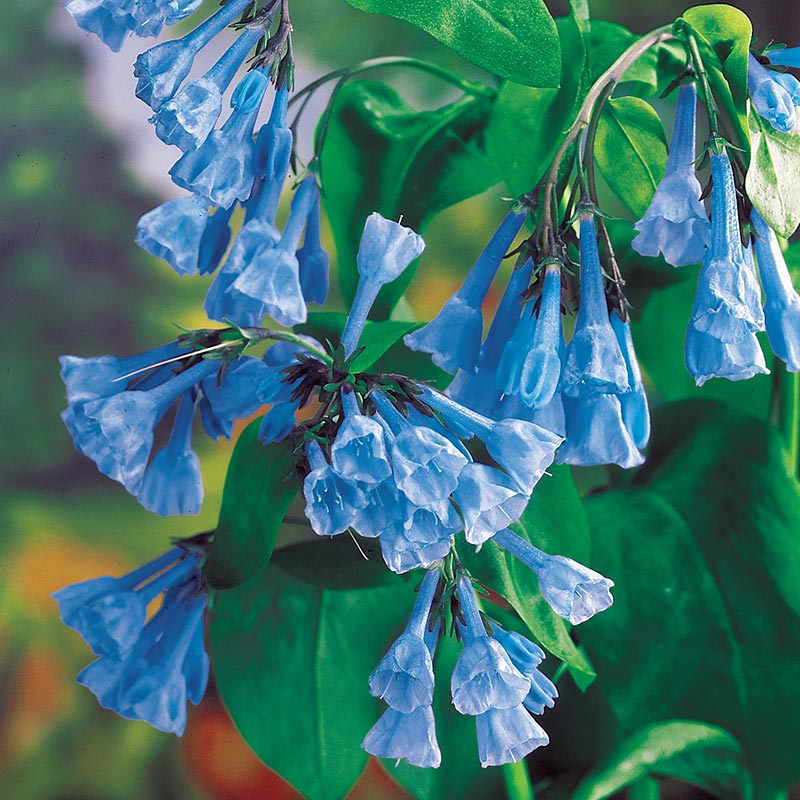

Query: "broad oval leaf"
(204, 421), (297, 589)
(746, 109), (800, 237)
(319, 80), (500, 316)
(485, 14), (587, 197)
(595, 97), (667, 218)
(572, 720), (753, 800)
(342, 0), (560, 87)
(582, 402), (800, 794)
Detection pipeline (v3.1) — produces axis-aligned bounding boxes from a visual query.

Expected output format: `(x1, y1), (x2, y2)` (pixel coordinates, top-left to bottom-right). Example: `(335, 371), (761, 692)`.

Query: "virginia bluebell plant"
(53, 0), (800, 790)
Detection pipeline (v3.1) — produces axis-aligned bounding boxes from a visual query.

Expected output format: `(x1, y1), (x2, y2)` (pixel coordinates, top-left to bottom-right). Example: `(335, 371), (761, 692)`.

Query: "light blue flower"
(303, 441), (367, 537)
(447, 260), (534, 418)
(379, 502), (460, 574)
(170, 70), (268, 209)
(497, 264), (563, 408)
(340, 215), (425, 355)
(451, 578), (530, 715)
(136, 195), (233, 276)
(493, 529), (614, 624)
(404, 212), (525, 374)
(767, 47), (800, 69)
(420, 387), (562, 492)
(297, 183), (329, 306)
(752, 208), (800, 371)
(59, 341), (185, 405)
(453, 463), (528, 546)
(562, 216), (630, 396)
(490, 627), (557, 715)
(134, 0), (251, 110)
(64, 0), (134, 51)
(689, 152), (765, 343)
(138, 391), (203, 516)
(474, 706), (549, 768)
(632, 83), (711, 266)
(78, 585), (207, 735)
(610, 311), (650, 449)
(57, 548), (209, 735)
(685, 319), (769, 386)
(227, 177), (316, 326)
(557, 392), (645, 468)
(52, 548), (189, 658)
(330, 390), (392, 485)
(361, 706), (441, 768)
(62, 359), (217, 494)
(152, 27), (262, 151)
(368, 569), (439, 712)
(749, 54), (800, 132)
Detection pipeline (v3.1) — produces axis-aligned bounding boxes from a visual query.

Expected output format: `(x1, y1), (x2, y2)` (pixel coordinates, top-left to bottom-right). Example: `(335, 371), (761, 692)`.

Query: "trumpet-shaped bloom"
(752, 208), (800, 371)
(361, 706), (441, 768)
(404, 213), (525, 374)
(493, 529), (614, 624)
(491, 628), (557, 715)
(170, 70), (268, 209)
(330, 391), (392, 485)
(685, 322), (769, 386)
(749, 54), (800, 132)
(562, 217), (630, 396)
(689, 153), (764, 343)
(610, 312), (650, 449)
(558, 392), (645, 469)
(152, 28), (261, 151)
(474, 707), (549, 768)
(133, 0), (251, 109)
(632, 83), (711, 266)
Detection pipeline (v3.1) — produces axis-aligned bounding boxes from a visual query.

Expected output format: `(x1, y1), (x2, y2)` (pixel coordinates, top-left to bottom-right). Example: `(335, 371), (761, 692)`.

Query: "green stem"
(540, 25), (677, 237)
(628, 776), (660, 800)
(682, 27), (721, 136)
(502, 760), (535, 800)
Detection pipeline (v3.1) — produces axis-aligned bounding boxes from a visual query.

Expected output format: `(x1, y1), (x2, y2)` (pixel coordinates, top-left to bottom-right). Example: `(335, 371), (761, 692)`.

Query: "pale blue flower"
(361, 706), (441, 768)
(330, 390), (392, 485)
(170, 70), (269, 209)
(752, 208), (800, 371)
(152, 28), (262, 151)
(340, 215), (425, 355)
(474, 707), (549, 768)
(134, 0), (251, 110)
(610, 311), (650, 449)
(632, 83), (710, 266)
(689, 153), (764, 343)
(297, 184), (330, 306)
(138, 391), (203, 516)
(404, 212), (525, 374)
(767, 47), (800, 69)
(562, 216), (630, 396)
(497, 264), (563, 408)
(379, 502), (460, 574)
(493, 529), (614, 624)
(491, 627), (557, 715)
(685, 320), (769, 386)
(749, 54), (800, 132)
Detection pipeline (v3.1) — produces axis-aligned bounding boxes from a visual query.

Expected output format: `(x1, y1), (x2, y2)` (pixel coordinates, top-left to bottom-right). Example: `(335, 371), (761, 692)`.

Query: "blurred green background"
(0, 0), (796, 798)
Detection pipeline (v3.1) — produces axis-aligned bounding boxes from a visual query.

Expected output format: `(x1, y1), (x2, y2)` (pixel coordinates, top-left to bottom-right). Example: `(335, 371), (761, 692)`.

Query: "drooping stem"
(682, 26), (721, 136)
(540, 26), (677, 237)
(502, 759), (535, 800)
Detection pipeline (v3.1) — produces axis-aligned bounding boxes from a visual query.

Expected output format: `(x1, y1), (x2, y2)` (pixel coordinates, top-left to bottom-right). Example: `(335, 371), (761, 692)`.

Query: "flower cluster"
(53, 543), (209, 734)
(363, 540), (613, 768)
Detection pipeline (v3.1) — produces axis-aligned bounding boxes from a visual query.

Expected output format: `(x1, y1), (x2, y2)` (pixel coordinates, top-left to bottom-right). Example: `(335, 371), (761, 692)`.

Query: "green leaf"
(582, 402), (800, 794)
(350, 321), (422, 373)
(319, 81), (500, 316)
(572, 720), (753, 800)
(458, 465), (596, 686)
(746, 108), (800, 237)
(209, 563), (413, 800)
(594, 97), (667, 218)
(271, 535), (406, 590)
(485, 14), (587, 197)
(341, 0), (560, 87)
(203, 422), (297, 590)
(680, 5), (752, 151)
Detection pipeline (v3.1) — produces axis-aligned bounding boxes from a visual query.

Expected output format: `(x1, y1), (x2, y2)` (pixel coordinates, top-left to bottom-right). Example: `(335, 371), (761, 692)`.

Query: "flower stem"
(502, 759), (535, 800)
(540, 25), (677, 236)
(773, 361), (800, 478)
(682, 27), (721, 136)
